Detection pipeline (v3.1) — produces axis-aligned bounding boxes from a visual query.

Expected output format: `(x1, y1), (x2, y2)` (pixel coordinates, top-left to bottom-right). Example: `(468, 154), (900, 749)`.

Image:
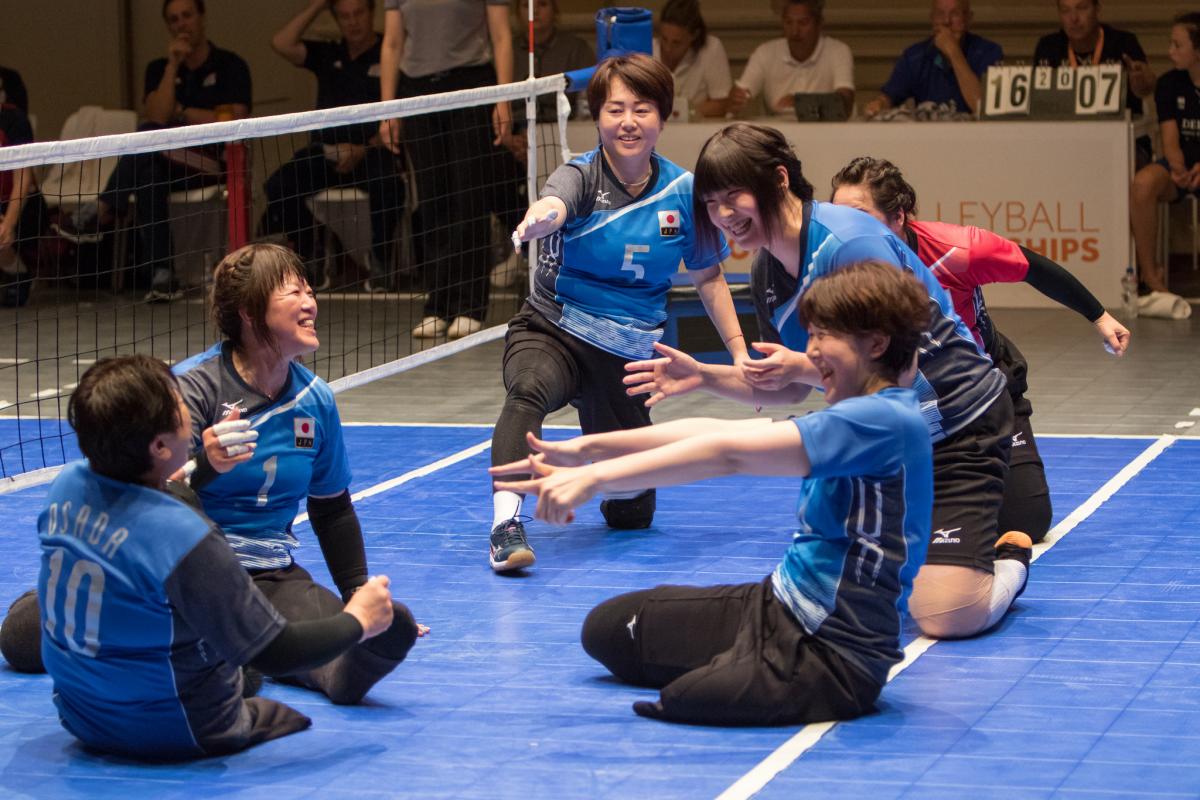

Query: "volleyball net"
(0, 74), (577, 486)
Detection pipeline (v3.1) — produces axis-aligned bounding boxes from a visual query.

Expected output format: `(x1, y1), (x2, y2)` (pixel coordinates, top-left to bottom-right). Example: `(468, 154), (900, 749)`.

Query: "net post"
(225, 141), (250, 252)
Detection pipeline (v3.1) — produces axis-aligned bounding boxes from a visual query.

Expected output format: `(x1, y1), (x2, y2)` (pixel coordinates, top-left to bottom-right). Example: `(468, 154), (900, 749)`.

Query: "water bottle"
(1121, 266), (1138, 319)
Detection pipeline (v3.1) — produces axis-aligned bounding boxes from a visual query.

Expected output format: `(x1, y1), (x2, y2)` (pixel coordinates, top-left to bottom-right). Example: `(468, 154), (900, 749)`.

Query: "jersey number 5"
(621, 244), (650, 281)
(43, 548), (105, 658)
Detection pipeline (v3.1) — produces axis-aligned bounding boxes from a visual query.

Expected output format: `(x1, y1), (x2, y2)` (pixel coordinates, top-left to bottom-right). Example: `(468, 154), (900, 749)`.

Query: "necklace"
(617, 166), (652, 187)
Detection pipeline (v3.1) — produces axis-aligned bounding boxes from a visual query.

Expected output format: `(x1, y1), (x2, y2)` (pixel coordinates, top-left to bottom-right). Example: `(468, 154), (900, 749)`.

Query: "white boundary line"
(291, 438), (491, 526)
(715, 434), (1177, 800)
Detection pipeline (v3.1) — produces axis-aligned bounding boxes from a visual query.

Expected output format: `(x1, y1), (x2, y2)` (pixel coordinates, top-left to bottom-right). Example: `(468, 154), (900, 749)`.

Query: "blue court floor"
(0, 425), (1196, 799)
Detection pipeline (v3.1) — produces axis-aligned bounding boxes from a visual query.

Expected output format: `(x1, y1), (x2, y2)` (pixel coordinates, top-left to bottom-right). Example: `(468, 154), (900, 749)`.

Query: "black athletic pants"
(990, 330), (1052, 543)
(492, 303), (657, 524)
(400, 63), (515, 322)
(98, 122), (223, 280)
(250, 563), (418, 705)
(581, 577), (881, 726)
(261, 142), (403, 272)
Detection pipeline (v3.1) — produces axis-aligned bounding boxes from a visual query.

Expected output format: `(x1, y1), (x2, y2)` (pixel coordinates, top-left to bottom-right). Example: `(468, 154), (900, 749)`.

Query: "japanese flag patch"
(294, 417), (316, 449)
(658, 210), (681, 236)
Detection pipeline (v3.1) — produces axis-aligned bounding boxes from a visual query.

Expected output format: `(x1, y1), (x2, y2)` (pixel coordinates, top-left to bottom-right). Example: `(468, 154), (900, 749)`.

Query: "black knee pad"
(362, 601), (419, 663)
(1, 589), (45, 674)
(580, 593), (645, 685)
(600, 490), (656, 530)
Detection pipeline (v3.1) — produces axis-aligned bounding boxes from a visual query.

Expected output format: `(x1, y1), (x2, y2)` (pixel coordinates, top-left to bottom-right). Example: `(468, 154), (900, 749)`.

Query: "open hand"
(623, 342), (704, 407)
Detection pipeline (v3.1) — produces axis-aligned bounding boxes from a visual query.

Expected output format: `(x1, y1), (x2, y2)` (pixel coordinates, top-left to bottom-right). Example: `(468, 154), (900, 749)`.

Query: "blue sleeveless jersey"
(527, 147), (730, 360)
(752, 201), (1005, 442)
(772, 388), (932, 684)
(174, 342), (352, 570)
(39, 461), (286, 758)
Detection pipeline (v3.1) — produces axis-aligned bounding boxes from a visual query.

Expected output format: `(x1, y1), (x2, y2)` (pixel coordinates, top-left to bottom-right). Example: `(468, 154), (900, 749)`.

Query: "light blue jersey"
(752, 201), (1006, 442)
(527, 147), (730, 360)
(772, 388), (932, 684)
(174, 342), (352, 570)
(39, 461), (288, 758)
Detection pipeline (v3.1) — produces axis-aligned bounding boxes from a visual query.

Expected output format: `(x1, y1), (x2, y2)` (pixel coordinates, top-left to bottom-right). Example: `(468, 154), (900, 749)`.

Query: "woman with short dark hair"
(486, 54), (746, 573)
(491, 262), (934, 726)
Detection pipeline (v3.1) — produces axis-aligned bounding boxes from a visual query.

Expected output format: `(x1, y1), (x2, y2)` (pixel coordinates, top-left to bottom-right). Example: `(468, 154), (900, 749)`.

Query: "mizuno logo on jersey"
(221, 399), (245, 419)
(931, 527), (962, 544)
(595, 190), (611, 205)
(658, 210), (680, 236)
(294, 417), (315, 449)
(1012, 431), (1027, 447)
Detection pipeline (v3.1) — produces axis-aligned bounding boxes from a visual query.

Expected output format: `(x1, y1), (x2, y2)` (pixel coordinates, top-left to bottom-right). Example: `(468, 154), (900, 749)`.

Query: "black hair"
(692, 123), (814, 252)
(830, 156), (919, 228)
(69, 355), (183, 483)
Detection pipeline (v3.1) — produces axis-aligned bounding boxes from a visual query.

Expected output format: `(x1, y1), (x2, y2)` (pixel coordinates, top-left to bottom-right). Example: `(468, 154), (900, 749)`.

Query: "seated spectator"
(653, 0), (732, 118)
(56, 0), (251, 302)
(864, 0), (1000, 118)
(262, 0), (401, 292)
(0, 104), (46, 307)
(729, 0), (853, 118)
(1034, 0), (1154, 162)
(0, 66), (28, 114)
(1130, 13), (1200, 295)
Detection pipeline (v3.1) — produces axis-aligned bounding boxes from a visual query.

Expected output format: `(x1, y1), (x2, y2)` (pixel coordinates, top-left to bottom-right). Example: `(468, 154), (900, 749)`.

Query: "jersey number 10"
(43, 548), (105, 658)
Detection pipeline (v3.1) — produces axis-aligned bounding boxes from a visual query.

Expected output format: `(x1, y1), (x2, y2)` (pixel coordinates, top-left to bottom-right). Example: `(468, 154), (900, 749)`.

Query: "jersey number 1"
(43, 548), (105, 658)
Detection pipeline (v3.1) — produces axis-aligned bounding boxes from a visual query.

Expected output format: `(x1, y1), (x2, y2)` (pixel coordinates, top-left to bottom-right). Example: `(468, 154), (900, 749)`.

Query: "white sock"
(984, 559), (1028, 630)
(492, 491), (523, 529)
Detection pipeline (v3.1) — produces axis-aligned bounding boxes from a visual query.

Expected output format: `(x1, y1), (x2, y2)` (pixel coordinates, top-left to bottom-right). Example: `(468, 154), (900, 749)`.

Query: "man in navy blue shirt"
(864, 0), (1001, 117)
(262, 0), (403, 291)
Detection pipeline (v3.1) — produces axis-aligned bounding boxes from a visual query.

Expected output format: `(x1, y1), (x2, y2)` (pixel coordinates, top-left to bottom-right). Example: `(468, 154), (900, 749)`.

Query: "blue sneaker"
(489, 518), (535, 572)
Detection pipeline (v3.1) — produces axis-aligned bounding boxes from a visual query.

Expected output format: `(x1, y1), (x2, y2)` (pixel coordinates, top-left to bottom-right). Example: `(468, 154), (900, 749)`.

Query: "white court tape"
(715, 434), (1177, 800)
(290, 438), (491, 527)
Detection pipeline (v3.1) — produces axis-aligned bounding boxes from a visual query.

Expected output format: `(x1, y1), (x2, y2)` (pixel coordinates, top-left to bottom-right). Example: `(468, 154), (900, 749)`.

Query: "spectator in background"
(55, 0), (251, 302)
(1034, 0), (1154, 163)
(262, 0), (402, 293)
(0, 104), (46, 307)
(864, 0), (1000, 118)
(513, 0), (593, 121)
(1130, 13), (1200, 295)
(378, 0), (515, 341)
(0, 67), (28, 114)
(730, 0), (853, 118)
(653, 0), (732, 119)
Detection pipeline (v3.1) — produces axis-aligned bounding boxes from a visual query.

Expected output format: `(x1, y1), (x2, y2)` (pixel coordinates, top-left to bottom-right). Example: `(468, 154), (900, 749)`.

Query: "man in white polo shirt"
(729, 0), (854, 118)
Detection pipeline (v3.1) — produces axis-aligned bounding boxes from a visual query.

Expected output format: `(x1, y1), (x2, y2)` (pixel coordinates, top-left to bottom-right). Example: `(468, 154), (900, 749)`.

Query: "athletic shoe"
(994, 530), (1033, 599)
(50, 202), (105, 244)
(144, 267), (182, 303)
(489, 518), (535, 572)
(306, 262), (331, 292)
(411, 315), (447, 338)
(447, 316), (483, 339)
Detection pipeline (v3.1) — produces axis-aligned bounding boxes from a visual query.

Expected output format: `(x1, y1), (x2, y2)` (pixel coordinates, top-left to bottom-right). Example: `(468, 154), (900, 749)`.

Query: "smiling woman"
(640, 122), (1038, 641)
(487, 54), (748, 573)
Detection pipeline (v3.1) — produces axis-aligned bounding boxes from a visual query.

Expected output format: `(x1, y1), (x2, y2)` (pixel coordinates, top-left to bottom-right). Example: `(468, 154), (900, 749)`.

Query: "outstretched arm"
(1020, 246), (1129, 355)
(623, 342), (813, 408)
(492, 422), (809, 524)
(494, 417), (774, 471)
